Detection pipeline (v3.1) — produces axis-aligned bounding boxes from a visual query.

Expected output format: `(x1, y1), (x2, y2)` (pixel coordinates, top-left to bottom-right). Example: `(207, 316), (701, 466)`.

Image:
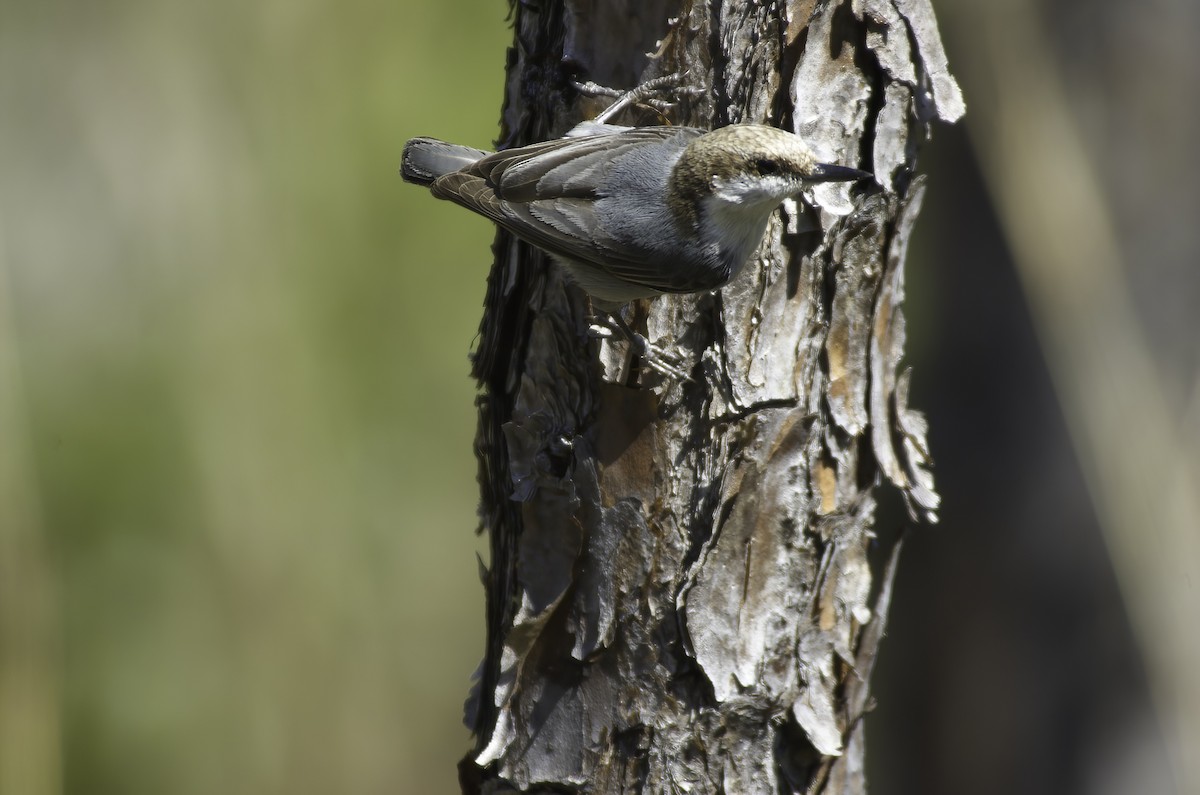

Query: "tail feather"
(401, 137), (490, 186)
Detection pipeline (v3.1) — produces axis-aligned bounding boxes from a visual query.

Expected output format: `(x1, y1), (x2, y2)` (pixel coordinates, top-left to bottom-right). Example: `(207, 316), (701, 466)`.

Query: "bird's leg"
(571, 72), (704, 125)
(588, 311), (692, 382)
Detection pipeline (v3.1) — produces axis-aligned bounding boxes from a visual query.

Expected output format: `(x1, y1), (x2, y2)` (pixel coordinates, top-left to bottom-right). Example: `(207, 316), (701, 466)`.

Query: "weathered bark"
(463, 1), (962, 792)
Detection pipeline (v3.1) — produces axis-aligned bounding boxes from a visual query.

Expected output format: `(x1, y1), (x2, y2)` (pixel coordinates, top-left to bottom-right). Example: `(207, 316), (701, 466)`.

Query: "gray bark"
(463, 1), (961, 792)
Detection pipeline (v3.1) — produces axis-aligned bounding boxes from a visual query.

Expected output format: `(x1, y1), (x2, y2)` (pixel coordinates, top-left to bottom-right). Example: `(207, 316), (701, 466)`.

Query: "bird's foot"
(572, 72), (705, 125)
(588, 313), (691, 382)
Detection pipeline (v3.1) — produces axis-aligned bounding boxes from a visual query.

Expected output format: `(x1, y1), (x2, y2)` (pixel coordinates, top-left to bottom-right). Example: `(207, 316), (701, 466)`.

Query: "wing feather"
(429, 125), (715, 295)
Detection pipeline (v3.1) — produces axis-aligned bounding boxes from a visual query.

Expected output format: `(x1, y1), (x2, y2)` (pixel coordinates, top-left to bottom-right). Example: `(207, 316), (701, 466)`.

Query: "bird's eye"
(755, 158), (780, 175)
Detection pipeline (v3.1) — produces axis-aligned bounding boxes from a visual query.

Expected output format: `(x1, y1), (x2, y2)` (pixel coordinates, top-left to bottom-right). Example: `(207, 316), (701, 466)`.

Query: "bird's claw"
(573, 72), (703, 124)
(626, 333), (692, 382)
(589, 313), (691, 382)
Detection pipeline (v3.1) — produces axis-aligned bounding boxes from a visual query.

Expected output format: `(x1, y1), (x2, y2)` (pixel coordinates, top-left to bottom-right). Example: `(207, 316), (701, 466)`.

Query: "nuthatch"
(401, 121), (869, 311)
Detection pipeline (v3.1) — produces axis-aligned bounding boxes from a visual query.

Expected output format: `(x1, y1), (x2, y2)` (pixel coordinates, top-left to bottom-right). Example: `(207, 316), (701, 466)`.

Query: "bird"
(400, 121), (870, 312)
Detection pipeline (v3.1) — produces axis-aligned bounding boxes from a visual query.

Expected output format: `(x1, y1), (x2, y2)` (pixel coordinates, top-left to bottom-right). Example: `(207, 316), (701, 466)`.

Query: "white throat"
(701, 179), (788, 269)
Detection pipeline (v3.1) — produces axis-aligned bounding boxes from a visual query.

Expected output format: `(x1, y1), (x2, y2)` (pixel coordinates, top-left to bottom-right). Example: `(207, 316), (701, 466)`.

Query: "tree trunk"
(462, 0), (962, 792)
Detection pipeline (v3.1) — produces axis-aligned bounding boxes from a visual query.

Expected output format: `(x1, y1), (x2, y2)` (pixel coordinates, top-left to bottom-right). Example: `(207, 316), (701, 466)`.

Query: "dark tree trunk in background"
(462, 0), (961, 792)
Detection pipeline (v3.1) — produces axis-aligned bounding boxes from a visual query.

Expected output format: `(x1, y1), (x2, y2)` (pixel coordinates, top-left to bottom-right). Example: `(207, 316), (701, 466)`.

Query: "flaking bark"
(463, 0), (960, 792)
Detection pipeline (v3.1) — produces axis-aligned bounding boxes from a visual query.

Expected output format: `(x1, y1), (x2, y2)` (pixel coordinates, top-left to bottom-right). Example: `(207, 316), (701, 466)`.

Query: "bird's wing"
(483, 125), (689, 199)
(430, 126), (703, 286)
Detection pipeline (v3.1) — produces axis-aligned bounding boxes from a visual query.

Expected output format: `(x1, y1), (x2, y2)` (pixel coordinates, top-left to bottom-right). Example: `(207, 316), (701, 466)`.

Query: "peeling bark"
(463, 0), (960, 792)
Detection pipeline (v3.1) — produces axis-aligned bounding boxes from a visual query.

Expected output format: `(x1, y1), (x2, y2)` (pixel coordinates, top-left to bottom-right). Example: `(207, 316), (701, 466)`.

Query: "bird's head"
(671, 124), (870, 214)
(668, 124), (870, 263)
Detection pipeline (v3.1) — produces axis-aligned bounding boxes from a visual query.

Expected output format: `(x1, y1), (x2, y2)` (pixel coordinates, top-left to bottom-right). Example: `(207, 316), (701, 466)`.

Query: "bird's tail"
(400, 138), (489, 186)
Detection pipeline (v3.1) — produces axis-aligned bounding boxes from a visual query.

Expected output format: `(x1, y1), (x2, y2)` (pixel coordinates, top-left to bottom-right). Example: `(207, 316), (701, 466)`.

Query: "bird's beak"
(806, 163), (873, 183)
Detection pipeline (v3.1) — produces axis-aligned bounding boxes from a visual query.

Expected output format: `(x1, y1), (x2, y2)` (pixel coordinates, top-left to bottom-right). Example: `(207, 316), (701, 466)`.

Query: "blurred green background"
(1, 1), (509, 793)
